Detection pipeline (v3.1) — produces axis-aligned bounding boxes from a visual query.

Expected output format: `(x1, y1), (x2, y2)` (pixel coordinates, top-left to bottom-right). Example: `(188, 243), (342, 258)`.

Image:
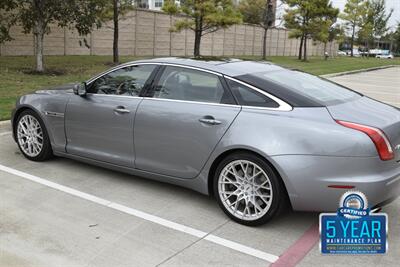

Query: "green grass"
(1, 55), (399, 120)
(0, 55), (139, 120)
(246, 56), (400, 76)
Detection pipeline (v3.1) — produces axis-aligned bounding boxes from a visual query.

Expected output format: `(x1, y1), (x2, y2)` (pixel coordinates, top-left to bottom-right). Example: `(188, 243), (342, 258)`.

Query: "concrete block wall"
(0, 9), (338, 58)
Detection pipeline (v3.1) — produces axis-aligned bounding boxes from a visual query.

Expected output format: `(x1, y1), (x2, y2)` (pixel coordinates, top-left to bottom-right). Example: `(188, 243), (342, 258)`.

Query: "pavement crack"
(156, 219), (230, 267)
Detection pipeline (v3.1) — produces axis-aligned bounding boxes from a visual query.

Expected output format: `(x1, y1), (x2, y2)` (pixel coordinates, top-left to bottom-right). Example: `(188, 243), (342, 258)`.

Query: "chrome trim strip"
(86, 62), (222, 85)
(386, 175), (400, 186)
(85, 93), (143, 99)
(44, 111), (64, 118)
(159, 63), (222, 76)
(142, 97), (239, 108)
(84, 61), (291, 112)
(86, 62), (159, 85)
(224, 76), (293, 112)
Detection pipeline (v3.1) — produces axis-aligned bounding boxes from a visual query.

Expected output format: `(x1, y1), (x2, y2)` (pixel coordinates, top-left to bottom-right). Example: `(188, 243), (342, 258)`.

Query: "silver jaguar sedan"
(11, 58), (400, 226)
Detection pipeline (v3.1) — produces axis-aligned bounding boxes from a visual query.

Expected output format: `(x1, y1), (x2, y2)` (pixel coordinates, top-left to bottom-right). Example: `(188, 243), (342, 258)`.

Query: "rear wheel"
(213, 152), (286, 226)
(16, 110), (53, 161)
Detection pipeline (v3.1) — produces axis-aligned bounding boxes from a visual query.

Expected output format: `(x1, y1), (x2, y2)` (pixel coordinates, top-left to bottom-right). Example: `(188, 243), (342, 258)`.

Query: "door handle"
(114, 107), (130, 114)
(199, 117), (222, 125)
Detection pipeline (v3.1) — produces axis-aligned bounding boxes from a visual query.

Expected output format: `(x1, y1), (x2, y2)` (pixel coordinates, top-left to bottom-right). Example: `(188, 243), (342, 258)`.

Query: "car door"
(65, 64), (158, 167)
(134, 65), (241, 179)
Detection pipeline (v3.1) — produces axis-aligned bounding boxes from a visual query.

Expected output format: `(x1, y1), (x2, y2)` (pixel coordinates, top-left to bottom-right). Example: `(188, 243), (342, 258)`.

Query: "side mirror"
(73, 82), (87, 96)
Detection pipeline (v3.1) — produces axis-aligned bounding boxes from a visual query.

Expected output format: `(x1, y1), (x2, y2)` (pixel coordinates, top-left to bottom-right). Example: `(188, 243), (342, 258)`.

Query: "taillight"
(336, 120), (394, 161)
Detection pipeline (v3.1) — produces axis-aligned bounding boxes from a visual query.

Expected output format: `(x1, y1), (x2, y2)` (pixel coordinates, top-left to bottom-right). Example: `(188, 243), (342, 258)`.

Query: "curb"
(0, 120), (11, 126)
(321, 65), (398, 78)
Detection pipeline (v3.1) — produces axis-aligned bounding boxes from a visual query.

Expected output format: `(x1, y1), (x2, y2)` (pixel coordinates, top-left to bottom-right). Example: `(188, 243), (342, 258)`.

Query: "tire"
(213, 152), (287, 226)
(15, 109), (53, 161)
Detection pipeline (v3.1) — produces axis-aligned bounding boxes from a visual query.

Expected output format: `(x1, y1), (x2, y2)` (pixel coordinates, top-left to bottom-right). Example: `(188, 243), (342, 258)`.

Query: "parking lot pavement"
(0, 129), (316, 267)
(327, 66), (400, 108)
(0, 67), (399, 267)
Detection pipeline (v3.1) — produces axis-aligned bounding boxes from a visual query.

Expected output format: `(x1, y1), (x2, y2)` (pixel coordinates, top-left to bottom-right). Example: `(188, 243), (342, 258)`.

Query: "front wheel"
(213, 152), (287, 226)
(15, 110), (53, 161)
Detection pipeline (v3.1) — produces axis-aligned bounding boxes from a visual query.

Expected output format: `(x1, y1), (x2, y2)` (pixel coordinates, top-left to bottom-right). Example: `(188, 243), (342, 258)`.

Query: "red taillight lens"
(336, 120), (394, 161)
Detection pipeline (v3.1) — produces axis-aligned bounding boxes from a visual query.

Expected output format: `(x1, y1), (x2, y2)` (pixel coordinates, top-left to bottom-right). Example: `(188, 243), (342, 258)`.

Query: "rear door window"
(153, 66), (235, 104)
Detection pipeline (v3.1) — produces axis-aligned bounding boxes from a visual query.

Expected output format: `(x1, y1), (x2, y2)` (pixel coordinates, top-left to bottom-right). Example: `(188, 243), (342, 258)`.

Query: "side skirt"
(53, 151), (209, 195)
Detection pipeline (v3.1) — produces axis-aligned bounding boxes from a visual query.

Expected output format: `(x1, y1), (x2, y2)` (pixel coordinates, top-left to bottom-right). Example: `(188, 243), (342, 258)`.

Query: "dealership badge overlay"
(320, 191), (388, 254)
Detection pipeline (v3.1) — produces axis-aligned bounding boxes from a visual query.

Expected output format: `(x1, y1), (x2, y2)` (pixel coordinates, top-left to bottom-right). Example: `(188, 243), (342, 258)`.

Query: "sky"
(276, 0), (400, 31)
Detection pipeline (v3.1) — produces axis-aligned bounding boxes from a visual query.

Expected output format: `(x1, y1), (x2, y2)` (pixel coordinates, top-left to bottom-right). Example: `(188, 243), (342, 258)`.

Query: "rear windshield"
(250, 70), (361, 106)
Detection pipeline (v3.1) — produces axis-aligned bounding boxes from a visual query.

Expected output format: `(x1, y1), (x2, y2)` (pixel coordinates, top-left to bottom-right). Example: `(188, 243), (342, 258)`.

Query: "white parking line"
(0, 131), (12, 136)
(0, 163), (279, 263)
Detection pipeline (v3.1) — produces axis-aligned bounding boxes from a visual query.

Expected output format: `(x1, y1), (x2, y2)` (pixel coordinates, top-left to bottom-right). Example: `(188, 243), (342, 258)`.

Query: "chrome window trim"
(84, 61), (292, 112)
(86, 62), (159, 85)
(86, 62), (222, 85)
(224, 76), (293, 112)
(160, 63), (222, 76)
(142, 97), (239, 108)
(85, 93), (143, 99)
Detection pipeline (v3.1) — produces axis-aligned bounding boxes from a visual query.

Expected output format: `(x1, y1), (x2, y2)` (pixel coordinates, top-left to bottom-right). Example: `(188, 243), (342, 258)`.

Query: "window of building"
(154, 0), (163, 8)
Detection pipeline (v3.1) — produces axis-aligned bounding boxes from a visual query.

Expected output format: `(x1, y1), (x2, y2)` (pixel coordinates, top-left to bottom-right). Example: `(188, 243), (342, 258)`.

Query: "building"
(136, 0), (179, 11)
(138, 0), (277, 24)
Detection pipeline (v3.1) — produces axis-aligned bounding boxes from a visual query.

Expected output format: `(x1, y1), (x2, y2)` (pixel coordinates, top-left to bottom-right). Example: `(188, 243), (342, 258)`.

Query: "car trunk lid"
(327, 97), (400, 161)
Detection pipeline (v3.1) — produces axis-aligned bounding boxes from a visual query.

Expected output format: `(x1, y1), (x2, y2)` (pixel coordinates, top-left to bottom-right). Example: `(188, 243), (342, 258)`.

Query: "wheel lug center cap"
(244, 185), (251, 193)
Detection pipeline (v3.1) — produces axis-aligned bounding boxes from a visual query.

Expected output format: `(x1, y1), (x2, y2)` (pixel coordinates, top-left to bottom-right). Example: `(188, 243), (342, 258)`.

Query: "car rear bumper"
(270, 155), (400, 212)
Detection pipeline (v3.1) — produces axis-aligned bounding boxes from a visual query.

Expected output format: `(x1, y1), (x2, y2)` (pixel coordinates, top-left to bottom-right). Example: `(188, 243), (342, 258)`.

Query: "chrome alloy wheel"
(218, 160), (273, 221)
(17, 115), (44, 157)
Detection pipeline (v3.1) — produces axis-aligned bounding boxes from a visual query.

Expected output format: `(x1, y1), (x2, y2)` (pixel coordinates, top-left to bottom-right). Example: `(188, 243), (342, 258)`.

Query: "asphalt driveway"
(0, 67), (399, 267)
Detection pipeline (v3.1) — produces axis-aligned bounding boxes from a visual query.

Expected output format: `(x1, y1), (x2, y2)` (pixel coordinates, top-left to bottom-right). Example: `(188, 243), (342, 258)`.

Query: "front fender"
(14, 93), (71, 152)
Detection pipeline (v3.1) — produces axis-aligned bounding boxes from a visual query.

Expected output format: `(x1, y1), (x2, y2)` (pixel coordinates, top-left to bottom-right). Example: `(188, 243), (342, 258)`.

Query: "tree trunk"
(389, 39), (393, 52)
(324, 42), (327, 60)
(350, 24), (355, 57)
(303, 34), (307, 61)
(298, 34), (304, 60)
(193, 16), (203, 58)
(34, 26), (44, 72)
(262, 27), (268, 60)
(194, 30), (202, 58)
(113, 0), (119, 64)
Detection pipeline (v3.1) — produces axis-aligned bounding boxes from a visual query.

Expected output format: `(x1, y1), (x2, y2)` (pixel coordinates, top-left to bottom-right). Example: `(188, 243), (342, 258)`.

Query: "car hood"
(327, 96), (400, 156)
(35, 83), (77, 95)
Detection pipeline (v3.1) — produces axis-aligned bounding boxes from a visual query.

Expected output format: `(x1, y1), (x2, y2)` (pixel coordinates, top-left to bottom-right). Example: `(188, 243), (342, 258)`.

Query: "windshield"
(250, 70), (362, 106)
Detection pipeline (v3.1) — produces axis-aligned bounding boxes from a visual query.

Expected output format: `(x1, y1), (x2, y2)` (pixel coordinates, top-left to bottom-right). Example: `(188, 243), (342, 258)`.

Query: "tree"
(315, 23), (344, 59)
(340, 0), (369, 57)
(239, 0), (275, 60)
(391, 23), (400, 53)
(328, 25), (345, 53)
(163, 0), (242, 58)
(309, 3), (342, 59)
(368, 0), (393, 38)
(99, 0), (134, 64)
(284, 0), (339, 61)
(0, 1), (16, 43)
(359, 0), (393, 51)
(357, 12), (373, 55)
(0, 0), (105, 72)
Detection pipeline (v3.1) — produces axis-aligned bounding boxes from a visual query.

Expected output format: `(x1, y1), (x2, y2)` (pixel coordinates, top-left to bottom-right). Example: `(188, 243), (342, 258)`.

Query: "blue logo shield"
(320, 191), (388, 254)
